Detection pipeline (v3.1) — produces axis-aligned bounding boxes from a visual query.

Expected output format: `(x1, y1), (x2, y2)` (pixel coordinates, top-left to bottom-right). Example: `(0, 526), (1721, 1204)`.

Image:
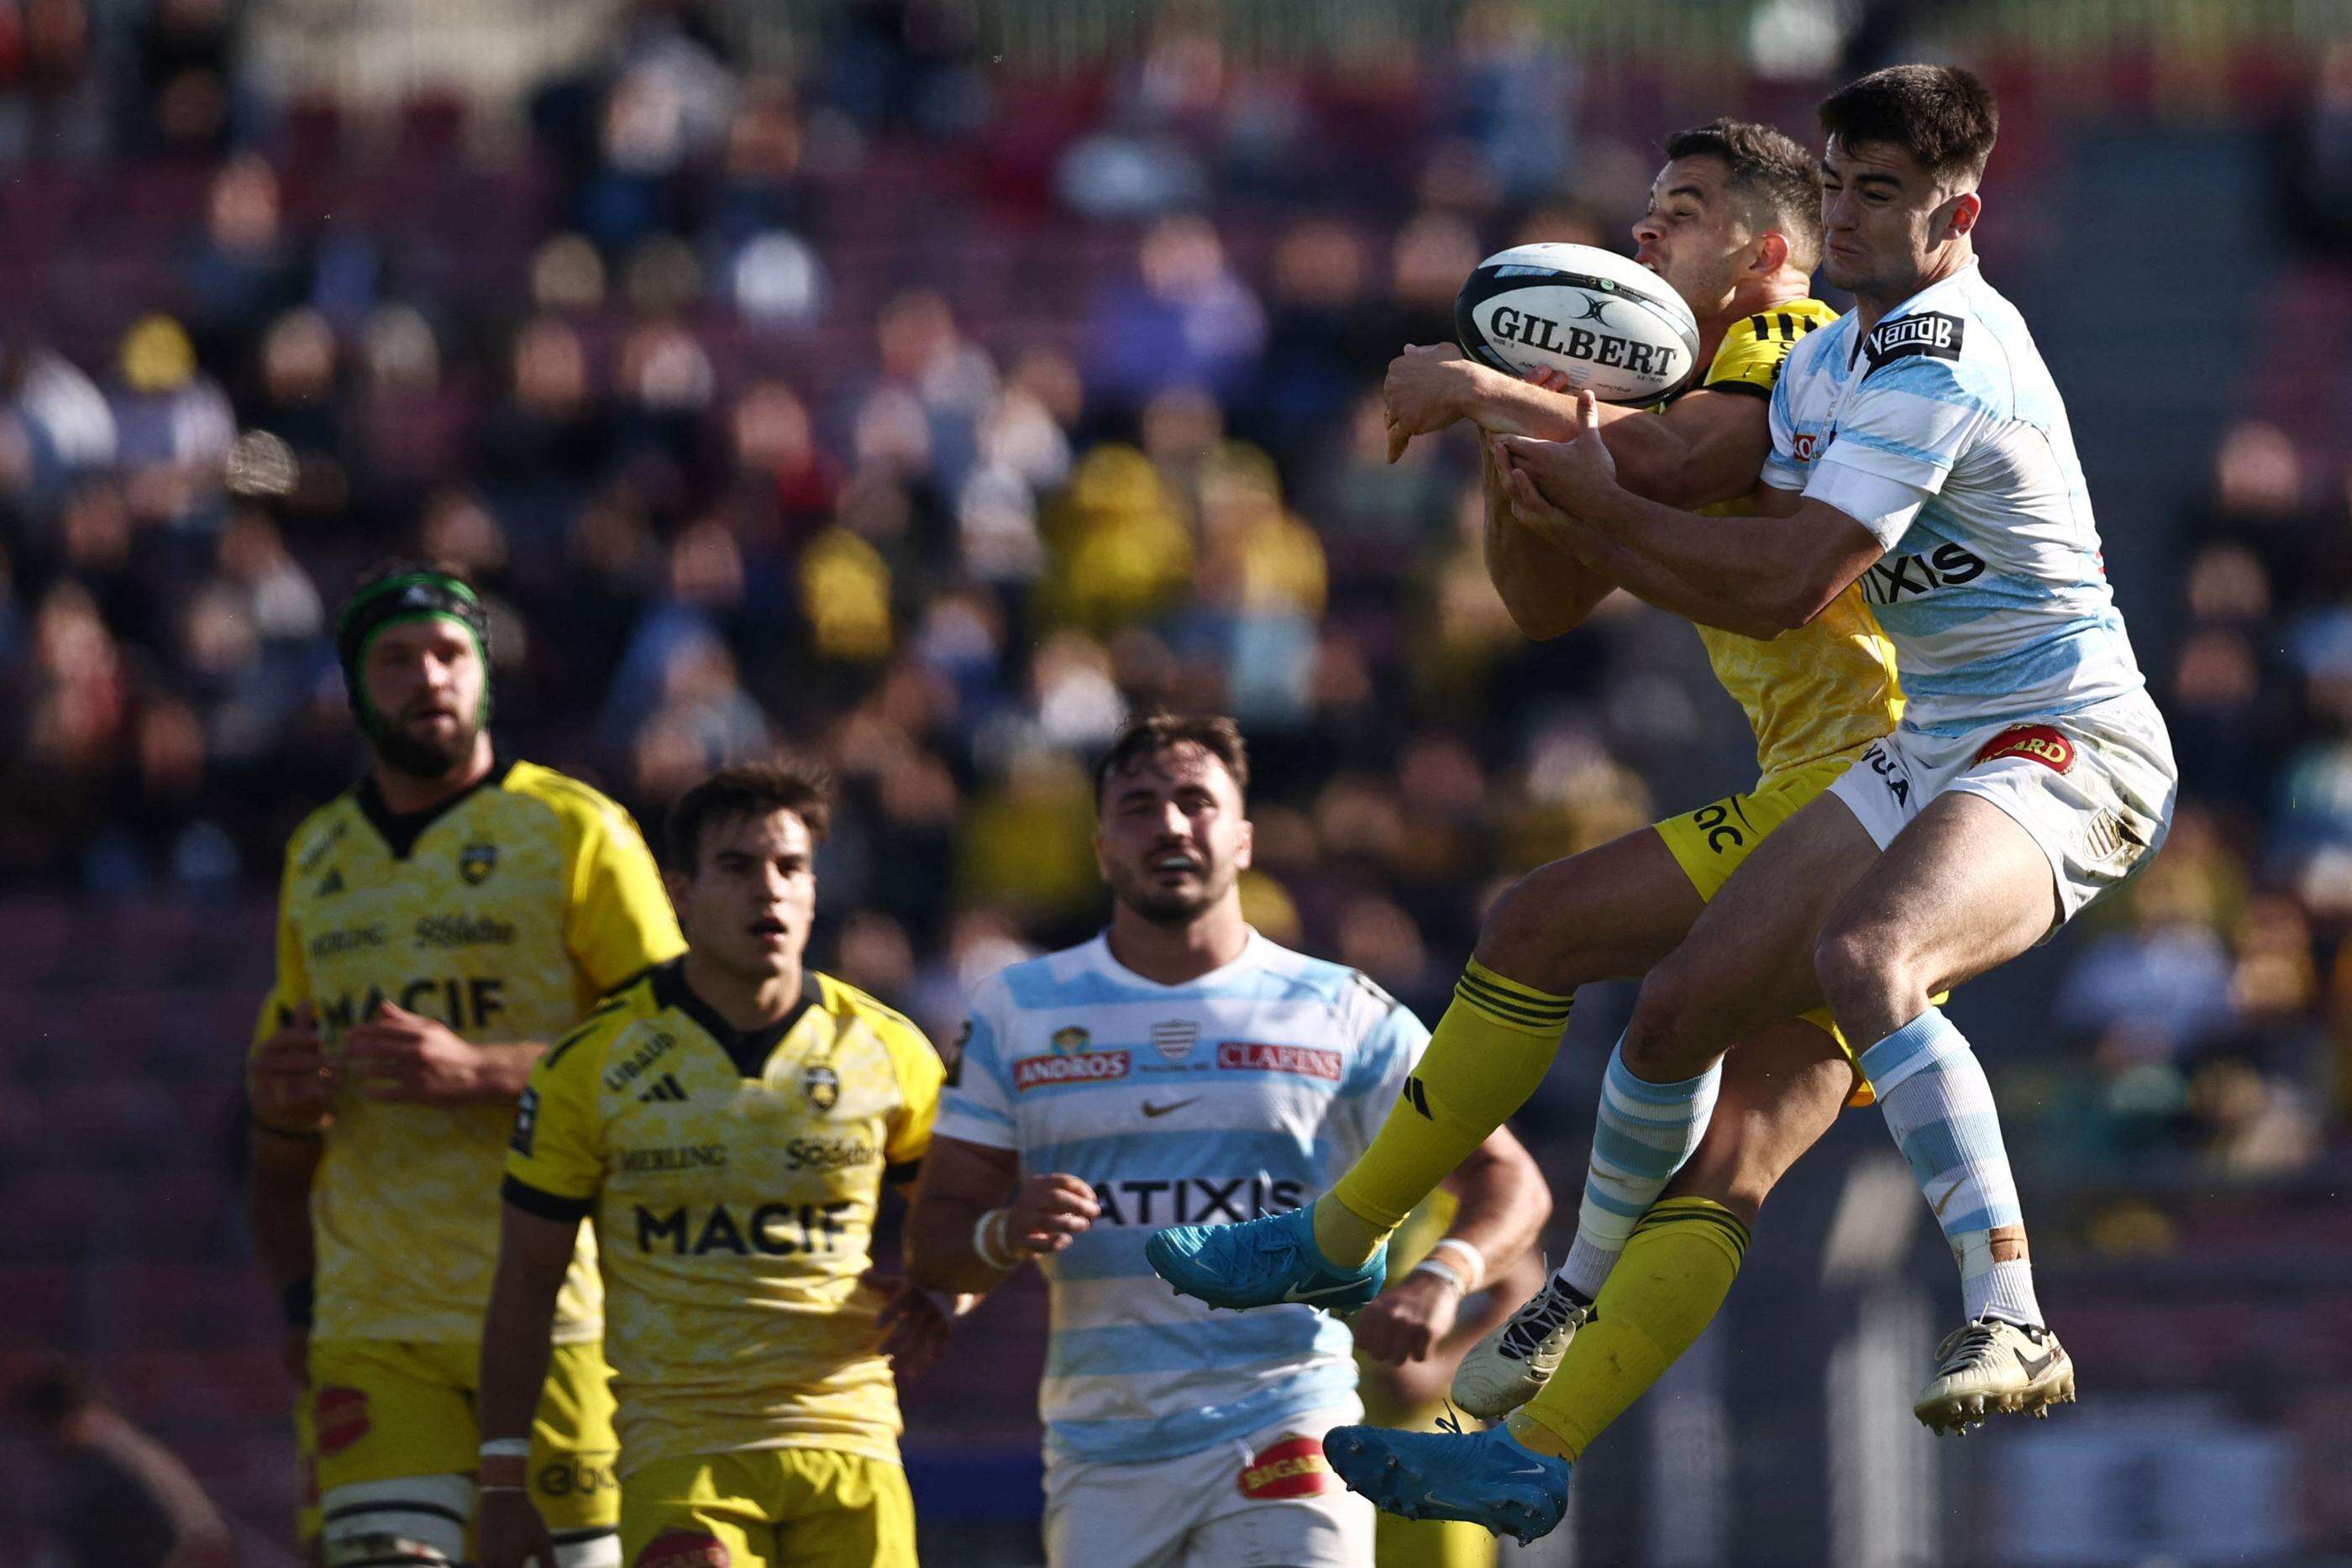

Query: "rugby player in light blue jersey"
(907, 715), (1549, 1568)
(1235, 64), (2174, 1542)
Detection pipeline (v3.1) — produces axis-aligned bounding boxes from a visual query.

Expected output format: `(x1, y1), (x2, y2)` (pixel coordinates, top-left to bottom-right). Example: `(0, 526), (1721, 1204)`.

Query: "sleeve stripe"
(501, 1174), (595, 1221)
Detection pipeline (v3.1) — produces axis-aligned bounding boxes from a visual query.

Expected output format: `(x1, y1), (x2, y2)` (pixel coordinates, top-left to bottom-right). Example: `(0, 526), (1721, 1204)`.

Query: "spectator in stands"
(13, 1361), (233, 1568)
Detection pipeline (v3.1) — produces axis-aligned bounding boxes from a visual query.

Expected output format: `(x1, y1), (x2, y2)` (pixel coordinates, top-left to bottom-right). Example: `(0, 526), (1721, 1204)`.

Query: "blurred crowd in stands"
(0, 0), (2345, 1200)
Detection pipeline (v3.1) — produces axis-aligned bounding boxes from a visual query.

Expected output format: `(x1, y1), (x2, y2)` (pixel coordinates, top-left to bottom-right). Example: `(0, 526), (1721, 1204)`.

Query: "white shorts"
(1826, 690), (2176, 925)
(1042, 1403), (1375, 1568)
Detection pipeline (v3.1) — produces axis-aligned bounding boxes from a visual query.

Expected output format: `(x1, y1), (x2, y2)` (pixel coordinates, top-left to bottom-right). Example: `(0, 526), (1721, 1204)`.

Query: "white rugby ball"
(1455, 243), (1701, 406)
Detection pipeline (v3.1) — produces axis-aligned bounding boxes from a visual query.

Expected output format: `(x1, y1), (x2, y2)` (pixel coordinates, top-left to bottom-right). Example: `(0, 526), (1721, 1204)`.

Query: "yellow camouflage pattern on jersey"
(1687, 298), (1904, 777)
(504, 962), (944, 1476)
(255, 758), (683, 1344)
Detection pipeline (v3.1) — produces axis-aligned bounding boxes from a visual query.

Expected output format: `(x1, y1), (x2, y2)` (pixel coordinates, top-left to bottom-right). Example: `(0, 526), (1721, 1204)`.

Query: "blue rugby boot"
(1323, 1422), (1573, 1546)
(1144, 1206), (1386, 1312)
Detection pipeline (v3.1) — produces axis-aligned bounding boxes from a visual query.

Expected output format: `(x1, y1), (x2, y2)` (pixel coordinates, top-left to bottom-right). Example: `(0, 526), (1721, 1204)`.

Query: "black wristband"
(281, 1277), (315, 1329)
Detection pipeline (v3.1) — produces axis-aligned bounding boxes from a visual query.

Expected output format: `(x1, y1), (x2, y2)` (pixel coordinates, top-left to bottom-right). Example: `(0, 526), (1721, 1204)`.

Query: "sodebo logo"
(1013, 1051), (1131, 1091)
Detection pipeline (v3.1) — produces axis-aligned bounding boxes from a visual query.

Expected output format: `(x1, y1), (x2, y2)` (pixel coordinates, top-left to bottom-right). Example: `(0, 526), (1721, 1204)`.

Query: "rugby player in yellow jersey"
(1149, 118), (1918, 1455)
(477, 762), (949, 1568)
(247, 563), (685, 1568)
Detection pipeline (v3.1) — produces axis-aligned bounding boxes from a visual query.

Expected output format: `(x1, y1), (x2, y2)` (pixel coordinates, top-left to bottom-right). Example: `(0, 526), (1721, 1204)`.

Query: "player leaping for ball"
(1150, 118), (1935, 1519)
(1191, 65), (2177, 1542)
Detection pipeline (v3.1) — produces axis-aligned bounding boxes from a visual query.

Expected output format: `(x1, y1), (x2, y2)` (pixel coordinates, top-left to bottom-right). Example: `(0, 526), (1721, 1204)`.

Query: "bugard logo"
(313, 1385), (370, 1456)
(1972, 724), (2076, 775)
(638, 1529), (731, 1567)
(1238, 1434), (1338, 1499)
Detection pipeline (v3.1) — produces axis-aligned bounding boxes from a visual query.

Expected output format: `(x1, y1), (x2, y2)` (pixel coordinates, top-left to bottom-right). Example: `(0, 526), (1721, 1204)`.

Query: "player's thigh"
(617, 1453), (768, 1568)
(771, 1449), (919, 1568)
(1042, 1445), (1210, 1568)
(1630, 791), (1885, 1062)
(308, 1341), (476, 1565)
(528, 1341), (622, 1534)
(308, 1340), (475, 1493)
(1474, 821), (1705, 989)
(1817, 790), (2061, 1003)
(1663, 1017), (1854, 1221)
(1188, 1487), (1376, 1568)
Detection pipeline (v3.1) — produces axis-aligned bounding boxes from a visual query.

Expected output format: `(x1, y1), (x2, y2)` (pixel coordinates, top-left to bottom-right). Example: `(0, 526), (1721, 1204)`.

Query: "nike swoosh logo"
(2015, 1348), (2057, 1380)
(1931, 1175), (1967, 1218)
(1282, 1278), (1363, 1303)
(1142, 1097), (1200, 1118)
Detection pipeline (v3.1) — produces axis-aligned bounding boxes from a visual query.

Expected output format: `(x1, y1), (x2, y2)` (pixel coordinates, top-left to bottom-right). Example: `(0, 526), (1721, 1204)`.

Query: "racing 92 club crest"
(801, 1062), (840, 1111)
(458, 840), (499, 885)
(1149, 1020), (1199, 1062)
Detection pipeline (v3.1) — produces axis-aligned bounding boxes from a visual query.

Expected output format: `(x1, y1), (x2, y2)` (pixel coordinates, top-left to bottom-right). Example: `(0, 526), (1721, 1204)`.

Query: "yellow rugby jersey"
(503, 961), (944, 1476)
(254, 758), (683, 1345)
(1675, 298), (1904, 777)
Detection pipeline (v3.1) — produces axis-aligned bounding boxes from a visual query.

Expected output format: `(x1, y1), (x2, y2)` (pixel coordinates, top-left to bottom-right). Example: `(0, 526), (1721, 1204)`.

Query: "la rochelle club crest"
(459, 840), (499, 885)
(801, 1063), (840, 1111)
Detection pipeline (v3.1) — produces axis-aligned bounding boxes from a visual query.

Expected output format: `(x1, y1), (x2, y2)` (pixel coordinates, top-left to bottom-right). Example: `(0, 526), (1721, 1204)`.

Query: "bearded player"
(248, 563), (684, 1568)
(908, 715), (1550, 1568)
(1150, 118), (1923, 1471)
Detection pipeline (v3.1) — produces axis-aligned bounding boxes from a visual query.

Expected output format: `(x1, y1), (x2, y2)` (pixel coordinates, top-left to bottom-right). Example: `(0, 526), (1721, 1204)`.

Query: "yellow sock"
(1507, 1198), (1750, 1462)
(1315, 960), (1573, 1267)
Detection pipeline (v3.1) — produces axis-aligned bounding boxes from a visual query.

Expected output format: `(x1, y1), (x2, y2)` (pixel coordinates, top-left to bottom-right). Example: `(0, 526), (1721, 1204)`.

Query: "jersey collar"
(354, 753), (516, 859)
(654, 957), (827, 1078)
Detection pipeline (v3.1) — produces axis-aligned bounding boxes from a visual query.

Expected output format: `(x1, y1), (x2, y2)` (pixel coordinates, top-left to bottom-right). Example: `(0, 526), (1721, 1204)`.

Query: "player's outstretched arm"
(1481, 437), (1615, 640)
(908, 1135), (1101, 1295)
(1353, 1125), (1550, 1366)
(1384, 344), (1584, 461)
(475, 1203), (578, 1568)
(1499, 396), (1884, 634)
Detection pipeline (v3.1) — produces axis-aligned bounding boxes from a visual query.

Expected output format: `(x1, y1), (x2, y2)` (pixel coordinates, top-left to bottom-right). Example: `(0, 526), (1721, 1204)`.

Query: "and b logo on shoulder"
(1864, 310), (1966, 372)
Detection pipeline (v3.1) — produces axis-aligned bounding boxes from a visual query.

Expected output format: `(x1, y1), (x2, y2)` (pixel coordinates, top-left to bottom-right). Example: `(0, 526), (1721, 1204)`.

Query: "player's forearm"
(1546, 521), (1790, 640)
(906, 1193), (1017, 1295)
(1593, 407), (1703, 506)
(1459, 370), (1584, 441)
(472, 1042), (549, 1102)
(248, 1125), (318, 1292)
(1437, 1143), (1552, 1283)
(1564, 482), (1824, 631)
(476, 1225), (569, 1445)
(1483, 453), (1613, 639)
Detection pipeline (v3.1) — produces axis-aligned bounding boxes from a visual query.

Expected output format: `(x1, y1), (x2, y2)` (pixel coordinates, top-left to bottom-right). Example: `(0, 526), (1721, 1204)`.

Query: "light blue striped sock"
(1557, 1042), (1722, 1299)
(1860, 1007), (2041, 1326)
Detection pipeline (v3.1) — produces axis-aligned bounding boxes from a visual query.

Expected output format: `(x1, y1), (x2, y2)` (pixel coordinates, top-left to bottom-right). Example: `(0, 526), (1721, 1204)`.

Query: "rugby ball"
(1455, 244), (1701, 406)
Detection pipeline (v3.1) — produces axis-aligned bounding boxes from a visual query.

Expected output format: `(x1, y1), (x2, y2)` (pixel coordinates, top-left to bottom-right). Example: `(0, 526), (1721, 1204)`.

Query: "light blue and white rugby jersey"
(1762, 260), (2147, 737)
(933, 930), (1427, 1464)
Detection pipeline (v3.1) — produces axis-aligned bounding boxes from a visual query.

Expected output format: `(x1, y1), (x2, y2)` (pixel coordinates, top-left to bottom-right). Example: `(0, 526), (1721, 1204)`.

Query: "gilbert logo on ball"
(1456, 243), (1701, 406)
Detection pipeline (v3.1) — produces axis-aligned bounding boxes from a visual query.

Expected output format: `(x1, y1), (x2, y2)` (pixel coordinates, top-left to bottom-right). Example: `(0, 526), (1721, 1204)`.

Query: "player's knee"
(1473, 870), (1588, 990)
(1813, 920), (1902, 1018)
(1620, 965), (1713, 1081)
(318, 1476), (471, 1567)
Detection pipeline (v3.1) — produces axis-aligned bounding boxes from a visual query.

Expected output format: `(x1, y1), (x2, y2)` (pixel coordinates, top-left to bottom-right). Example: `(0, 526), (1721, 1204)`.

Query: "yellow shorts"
(1652, 742), (1931, 1109)
(307, 1338), (618, 1531)
(619, 1447), (916, 1568)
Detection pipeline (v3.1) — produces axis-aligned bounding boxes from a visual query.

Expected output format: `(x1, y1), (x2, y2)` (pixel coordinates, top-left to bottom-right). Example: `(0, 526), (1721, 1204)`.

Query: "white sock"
(1559, 1042), (1721, 1300)
(1859, 1007), (2042, 1328)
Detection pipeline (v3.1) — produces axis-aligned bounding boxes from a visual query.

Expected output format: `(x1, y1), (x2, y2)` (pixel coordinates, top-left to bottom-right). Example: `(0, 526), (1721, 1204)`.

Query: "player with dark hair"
(907, 714), (1550, 1568)
(1173, 61), (2169, 1544)
(1149, 115), (1912, 1450)
(480, 760), (951, 1568)
(248, 561), (685, 1568)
